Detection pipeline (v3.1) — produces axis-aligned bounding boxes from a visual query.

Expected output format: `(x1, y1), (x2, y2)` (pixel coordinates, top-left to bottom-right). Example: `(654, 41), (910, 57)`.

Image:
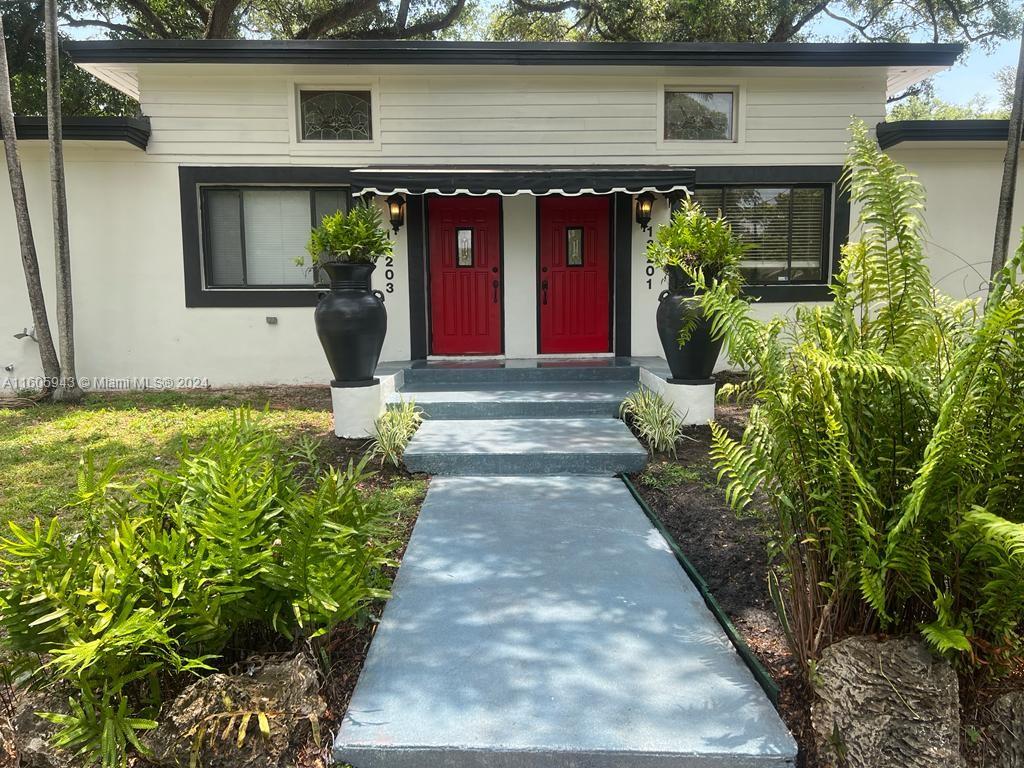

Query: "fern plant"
(707, 120), (1024, 673)
(619, 387), (683, 457)
(369, 401), (423, 467)
(0, 409), (395, 767)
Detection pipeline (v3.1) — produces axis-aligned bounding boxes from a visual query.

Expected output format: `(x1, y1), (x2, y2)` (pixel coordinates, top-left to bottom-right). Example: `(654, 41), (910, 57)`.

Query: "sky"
(807, 16), (1020, 108)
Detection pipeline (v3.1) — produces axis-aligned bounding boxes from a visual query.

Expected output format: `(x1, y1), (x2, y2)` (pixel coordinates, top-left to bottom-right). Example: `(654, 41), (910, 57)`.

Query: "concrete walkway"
(335, 474), (797, 767)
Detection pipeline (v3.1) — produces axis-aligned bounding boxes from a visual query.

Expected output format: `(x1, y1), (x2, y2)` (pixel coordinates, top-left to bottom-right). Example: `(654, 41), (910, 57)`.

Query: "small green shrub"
(305, 202), (393, 265)
(0, 410), (394, 767)
(369, 402), (423, 467)
(646, 198), (751, 283)
(619, 387), (683, 457)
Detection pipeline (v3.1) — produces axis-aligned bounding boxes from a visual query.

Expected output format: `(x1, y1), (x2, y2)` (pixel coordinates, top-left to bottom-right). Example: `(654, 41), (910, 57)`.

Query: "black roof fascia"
(65, 40), (963, 68)
(876, 119), (1020, 148)
(7, 116), (151, 149)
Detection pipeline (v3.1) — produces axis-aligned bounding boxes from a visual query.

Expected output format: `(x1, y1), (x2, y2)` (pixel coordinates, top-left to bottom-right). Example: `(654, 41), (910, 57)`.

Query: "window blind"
(241, 189), (312, 286)
(686, 185), (830, 284)
(205, 190), (244, 286)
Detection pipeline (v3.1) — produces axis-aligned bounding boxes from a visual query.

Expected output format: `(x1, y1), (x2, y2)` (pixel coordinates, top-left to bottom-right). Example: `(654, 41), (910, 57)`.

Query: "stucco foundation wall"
(890, 144), (1024, 300)
(0, 144), (411, 389)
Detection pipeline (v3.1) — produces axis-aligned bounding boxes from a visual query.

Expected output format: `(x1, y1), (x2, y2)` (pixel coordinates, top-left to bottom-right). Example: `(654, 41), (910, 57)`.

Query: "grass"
(0, 388), (423, 529)
(639, 461), (712, 491)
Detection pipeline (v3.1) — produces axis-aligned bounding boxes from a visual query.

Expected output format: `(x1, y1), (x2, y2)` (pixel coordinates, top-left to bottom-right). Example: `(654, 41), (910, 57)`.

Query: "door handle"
(541, 279), (548, 305)
(492, 279), (499, 303)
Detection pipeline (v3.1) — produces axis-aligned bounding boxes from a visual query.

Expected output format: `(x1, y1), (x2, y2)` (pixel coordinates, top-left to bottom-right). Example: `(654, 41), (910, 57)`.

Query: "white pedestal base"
(639, 367), (716, 425)
(661, 380), (716, 425)
(331, 382), (383, 438)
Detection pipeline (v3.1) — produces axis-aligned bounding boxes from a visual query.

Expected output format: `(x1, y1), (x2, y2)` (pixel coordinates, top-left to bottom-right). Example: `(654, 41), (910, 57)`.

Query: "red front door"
(428, 196), (503, 355)
(538, 196), (611, 354)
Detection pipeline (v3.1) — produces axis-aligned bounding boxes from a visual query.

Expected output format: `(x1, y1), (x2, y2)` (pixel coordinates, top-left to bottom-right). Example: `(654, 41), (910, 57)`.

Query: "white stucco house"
(1, 40), (1021, 388)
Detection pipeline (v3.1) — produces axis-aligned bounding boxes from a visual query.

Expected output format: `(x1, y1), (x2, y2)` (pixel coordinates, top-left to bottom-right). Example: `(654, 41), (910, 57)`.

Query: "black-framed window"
(664, 90), (735, 141)
(200, 186), (348, 289)
(299, 90), (372, 141)
(689, 184), (831, 285)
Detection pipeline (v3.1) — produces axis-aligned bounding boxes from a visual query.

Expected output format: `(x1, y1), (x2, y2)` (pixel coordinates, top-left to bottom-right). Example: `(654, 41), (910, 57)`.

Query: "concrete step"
(402, 362), (640, 385)
(402, 418), (648, 475)
(334, 476), (798, 768)
(389, 382), (636, 419)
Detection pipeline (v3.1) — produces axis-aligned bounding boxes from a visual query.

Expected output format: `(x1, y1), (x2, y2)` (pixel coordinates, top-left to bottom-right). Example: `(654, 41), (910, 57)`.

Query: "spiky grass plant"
(369, 401), (423, 467)
(707, 120), (1024, 674)
(619, 387), (683, 457)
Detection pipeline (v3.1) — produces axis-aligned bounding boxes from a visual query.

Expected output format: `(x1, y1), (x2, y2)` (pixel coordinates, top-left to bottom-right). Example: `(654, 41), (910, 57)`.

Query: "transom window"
(299, 90), (372, 141)
(690, 185), (830, 284)
(201, 186), (349, 288)
(664, 90), (735, 141)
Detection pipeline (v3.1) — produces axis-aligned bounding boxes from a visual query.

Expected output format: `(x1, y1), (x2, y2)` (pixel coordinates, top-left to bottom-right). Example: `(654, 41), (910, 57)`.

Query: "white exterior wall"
(3, 63), (895, 386)
(890, 144), (1024, 300)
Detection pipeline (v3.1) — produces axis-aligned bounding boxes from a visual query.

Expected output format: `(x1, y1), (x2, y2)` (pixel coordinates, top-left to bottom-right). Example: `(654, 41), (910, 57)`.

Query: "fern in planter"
(707, 120), (1024, 674)
(304, 202), (393, 265)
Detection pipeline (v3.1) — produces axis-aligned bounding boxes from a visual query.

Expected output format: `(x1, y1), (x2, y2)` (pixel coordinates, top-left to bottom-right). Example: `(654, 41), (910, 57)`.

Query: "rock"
(811, 635), (962, 768)
(982, 690), (1024, 768)
(11, 689), (73, 768)
(144, 654), (326, 768)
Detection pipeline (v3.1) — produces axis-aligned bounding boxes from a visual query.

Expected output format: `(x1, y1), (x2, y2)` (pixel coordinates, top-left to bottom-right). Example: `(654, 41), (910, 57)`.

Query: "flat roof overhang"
(66, 40), (962, 100)
(4, 116), (150, 149)
(877, 119), (1021, 149)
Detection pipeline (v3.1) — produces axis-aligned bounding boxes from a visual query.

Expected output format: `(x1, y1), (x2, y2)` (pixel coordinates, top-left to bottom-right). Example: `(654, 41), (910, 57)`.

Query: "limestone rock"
(145, 654), (326, 768)
(982, 690), (1024, 768)
(11, 690), (73, 768)
(811, 635), (962, 768)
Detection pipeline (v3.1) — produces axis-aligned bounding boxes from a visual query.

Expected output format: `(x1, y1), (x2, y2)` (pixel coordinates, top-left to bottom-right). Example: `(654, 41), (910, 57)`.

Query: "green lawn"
(0, 387), (424, 528)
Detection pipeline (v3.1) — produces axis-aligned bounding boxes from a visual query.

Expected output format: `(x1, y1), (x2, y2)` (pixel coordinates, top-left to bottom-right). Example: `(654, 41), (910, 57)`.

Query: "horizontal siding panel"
(142, 92), (287, 107)
(379, 117), (653, 132)
(379, 104), (657, 119)
(148, 116), (290, 131)
(143, 104), (288, 119)
(747, 103), (883, 118)
(137, 70), (881, 162)
(378, 130), (657, 144)
(149, 130), (291, 143)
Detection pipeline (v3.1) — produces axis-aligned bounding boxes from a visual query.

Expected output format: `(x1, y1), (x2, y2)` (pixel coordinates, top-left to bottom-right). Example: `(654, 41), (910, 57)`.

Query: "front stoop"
(402, 418), (648, 475)
(333, 477), (797, 768)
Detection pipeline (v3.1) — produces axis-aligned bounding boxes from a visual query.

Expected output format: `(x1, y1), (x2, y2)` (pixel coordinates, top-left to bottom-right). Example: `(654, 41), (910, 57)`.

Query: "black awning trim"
(346, 167), (695, 197)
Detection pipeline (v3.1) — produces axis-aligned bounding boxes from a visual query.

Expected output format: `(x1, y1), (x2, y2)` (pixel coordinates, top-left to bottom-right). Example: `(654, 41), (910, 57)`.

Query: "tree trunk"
(990, 31), (1024, 281)
(0, 14), (61, 391)
(45, 0), (82, 402)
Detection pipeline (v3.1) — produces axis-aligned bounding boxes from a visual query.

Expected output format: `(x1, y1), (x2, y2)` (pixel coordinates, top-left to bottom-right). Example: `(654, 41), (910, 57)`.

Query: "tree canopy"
(2, 0), (1022, 115)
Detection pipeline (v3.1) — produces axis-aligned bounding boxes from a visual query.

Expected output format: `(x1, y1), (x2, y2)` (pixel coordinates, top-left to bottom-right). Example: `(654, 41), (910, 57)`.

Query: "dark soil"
(628, 400), (819, 767)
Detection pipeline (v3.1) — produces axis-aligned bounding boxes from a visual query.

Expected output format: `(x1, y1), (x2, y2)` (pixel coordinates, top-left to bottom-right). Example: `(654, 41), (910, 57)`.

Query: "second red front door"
(428, 196), (503, 356)
(538, 196), (612, 354)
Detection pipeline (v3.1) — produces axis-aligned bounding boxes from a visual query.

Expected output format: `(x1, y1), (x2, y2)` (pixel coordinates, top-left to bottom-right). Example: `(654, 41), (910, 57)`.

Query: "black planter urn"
(315, 262), (387, 386)
(656, 265), (723, 382)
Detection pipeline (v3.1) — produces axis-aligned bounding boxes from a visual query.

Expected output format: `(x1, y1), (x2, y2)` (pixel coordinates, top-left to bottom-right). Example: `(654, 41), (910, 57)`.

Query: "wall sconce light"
(387, 194), (406, 233)
(635, 192), (655, 233)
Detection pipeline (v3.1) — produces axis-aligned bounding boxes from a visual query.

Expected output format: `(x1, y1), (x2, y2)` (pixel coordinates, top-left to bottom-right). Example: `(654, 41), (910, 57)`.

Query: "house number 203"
(382, 256), (396, 294)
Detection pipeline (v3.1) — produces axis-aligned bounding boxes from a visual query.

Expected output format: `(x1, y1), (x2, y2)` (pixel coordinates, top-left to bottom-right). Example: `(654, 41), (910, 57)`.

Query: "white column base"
(331, 381), (383, 439)
(639, 367), (716, 425)
(661, 380), (716, 425)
